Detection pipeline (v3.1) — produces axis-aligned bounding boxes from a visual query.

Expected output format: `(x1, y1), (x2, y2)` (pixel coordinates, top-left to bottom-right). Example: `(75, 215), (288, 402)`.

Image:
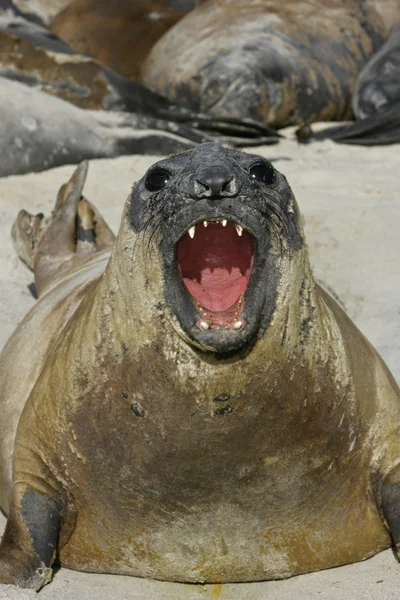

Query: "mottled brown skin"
(0, 17), (279, 152)
(51, 0), (202, 81)
(141, 0), (399, 128)
(10, 0), (75, 25)
(0, 30), (113, 110)
(1, 145), (400, 590)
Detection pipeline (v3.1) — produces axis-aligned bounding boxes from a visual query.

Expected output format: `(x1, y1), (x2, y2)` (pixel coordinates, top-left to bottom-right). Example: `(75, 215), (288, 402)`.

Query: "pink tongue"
(177, 222), (254, 312)
(183, 269), (248, 312)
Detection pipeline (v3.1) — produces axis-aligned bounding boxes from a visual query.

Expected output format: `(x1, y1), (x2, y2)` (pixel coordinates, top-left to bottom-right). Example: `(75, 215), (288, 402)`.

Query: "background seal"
(141, 0), (399, 129)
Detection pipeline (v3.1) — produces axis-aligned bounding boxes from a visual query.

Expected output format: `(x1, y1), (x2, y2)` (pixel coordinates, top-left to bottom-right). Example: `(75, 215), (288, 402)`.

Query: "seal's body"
(353, 25), (400, 119)
(142, 0), (399, 129)
(0, 78), (208, 177)
(1, 144), (400, 590)
(0, 13), (277, 175)
(50, 0), (201, 81)
(312, 26), (400, 144)
(0, 0), (73, 25)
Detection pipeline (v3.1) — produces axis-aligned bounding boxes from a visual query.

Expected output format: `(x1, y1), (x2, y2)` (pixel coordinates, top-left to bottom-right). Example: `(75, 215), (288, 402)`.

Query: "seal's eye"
(145, 167), (171, 192)
(249, 161), (275, 185)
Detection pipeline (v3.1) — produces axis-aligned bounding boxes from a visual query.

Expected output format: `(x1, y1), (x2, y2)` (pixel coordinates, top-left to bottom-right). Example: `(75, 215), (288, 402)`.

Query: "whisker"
(265, 214), (284, 253)
(139, 201), (165, 263)
(262, 193), (291, 238)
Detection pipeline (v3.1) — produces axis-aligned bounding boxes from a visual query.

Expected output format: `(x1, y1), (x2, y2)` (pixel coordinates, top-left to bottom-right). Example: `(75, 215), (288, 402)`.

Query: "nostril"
(221, 177), (234, 194)
(193, 167), (238, 198)
(198, 176), (228, 197)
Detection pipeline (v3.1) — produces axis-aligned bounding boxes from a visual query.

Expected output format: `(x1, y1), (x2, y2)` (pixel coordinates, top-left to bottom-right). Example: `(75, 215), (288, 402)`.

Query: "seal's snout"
(193, 166), (238, 199)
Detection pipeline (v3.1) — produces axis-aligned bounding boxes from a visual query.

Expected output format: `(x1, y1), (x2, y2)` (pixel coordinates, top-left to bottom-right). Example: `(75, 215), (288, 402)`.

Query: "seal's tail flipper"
(11, 210), (45, 271)
(76, 199), (116, 254)
(312, 104), (400, 145)
(11, 162), (115, 297)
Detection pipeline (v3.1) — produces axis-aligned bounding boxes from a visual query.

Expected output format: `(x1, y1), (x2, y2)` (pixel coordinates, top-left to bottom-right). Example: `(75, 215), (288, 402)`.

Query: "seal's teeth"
(222, 219), (227, 227)
(235, 224), (243, 236)
(199, 320), (210, 330)
(203, 221), (208, 227)
(232, 320), (243, 330)
(188, 226), (196, 239)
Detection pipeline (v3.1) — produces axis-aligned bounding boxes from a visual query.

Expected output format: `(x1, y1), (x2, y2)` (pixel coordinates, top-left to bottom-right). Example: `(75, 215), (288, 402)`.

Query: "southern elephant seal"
(353, 25), (400, 119)
(0, 0), (73, 25)
(1, 143), (400, 590)
(0, 14), (277, 147)
(315, 25), (400, 144)
(0, 77), (208, 177)
(50, 0), (203, 81)
(141, 0), (398, 129)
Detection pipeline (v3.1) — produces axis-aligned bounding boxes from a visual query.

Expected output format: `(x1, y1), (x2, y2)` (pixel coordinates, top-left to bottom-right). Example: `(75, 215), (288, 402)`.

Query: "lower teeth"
(198, 319), (243, 331)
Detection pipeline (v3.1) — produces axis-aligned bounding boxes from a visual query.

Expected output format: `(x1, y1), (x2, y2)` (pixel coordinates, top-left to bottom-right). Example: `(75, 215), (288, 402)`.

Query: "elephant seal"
(353, 25), (400, 119)
(0, 14), (278, 146)
(0, 78), (209, 176)
(315, 25), (400, 144)
(141, 0), (399, 129)
(50, 0), (201, 81)
(1, 143), (400, 590)
(0, 0), (74, 25)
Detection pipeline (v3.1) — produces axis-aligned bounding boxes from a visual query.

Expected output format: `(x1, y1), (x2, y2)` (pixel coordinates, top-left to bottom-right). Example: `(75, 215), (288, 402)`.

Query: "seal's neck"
(89, 203), (346, 413)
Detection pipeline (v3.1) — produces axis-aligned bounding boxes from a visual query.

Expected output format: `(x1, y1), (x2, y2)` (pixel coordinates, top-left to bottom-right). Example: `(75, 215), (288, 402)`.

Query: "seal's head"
(129, 142), (303, 353)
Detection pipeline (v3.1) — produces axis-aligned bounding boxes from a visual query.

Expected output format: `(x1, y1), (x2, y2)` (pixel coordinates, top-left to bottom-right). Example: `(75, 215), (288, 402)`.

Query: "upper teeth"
(187, 220), (244, 238)
(235, 224), (243, 236)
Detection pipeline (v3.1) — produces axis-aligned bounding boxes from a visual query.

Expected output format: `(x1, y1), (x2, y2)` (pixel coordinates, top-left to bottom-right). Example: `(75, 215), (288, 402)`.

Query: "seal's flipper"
(0, 488), (62, 590)
(381, 480), (400, 553)
(75, 198), (117, 253)
(312, 104), (400, 145)
(30, 161), (88, 296)
(175, 115), (281, 146)
(76, 199), (98, 254)
(12, 161), (115, 297)
(11, 210), (45, 271)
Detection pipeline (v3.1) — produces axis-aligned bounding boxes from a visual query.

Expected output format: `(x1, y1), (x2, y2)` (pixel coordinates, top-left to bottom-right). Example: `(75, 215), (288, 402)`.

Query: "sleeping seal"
(50, 0), (201, 81)
(1, 143), (400, 590)
(0, 0), (73, 24)
(316, 25), (400, 144)
(0, 78), (209, 176)
(141, 0), (399, 129)
(0, 14), (277, 146)
(353, 25), (400, 119)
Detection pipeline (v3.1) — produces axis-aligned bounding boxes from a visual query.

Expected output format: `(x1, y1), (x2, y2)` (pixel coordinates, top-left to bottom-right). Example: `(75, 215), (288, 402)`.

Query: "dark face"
(129, 143), (302, 353)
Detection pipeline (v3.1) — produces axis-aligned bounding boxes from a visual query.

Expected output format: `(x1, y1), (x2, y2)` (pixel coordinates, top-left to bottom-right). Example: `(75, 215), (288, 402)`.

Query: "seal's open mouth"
(177, 220), (254, 331)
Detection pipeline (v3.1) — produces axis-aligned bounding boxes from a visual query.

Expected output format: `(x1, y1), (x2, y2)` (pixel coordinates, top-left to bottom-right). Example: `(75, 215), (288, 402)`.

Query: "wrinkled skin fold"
(0, 143), (400, 590)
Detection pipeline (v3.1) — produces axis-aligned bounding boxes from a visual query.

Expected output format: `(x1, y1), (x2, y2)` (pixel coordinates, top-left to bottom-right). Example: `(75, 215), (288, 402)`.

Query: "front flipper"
(380, 471), (400, 557)
(0, 487), (62, 590)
